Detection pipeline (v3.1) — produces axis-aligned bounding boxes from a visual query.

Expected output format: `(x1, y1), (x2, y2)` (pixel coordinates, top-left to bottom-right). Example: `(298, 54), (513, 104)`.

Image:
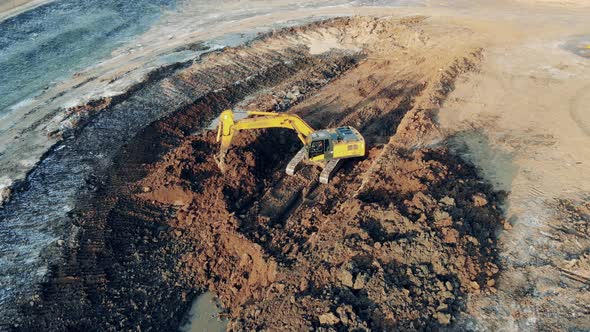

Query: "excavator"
(215, 109), (365, 183)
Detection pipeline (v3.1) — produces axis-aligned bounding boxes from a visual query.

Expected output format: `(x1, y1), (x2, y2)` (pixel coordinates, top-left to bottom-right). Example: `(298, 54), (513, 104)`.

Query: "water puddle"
(447, 130), (519, 193)
(180, 292), (227, 332)
(562, 35), (590, 59)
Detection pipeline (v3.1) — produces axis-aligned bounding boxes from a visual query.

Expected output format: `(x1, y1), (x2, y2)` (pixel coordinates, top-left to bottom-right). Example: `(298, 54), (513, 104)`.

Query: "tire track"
(569, 83), (590, 137)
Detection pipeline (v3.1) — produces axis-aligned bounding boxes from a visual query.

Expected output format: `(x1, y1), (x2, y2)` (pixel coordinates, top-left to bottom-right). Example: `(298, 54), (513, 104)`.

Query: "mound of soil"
(135, 126), (504, 330)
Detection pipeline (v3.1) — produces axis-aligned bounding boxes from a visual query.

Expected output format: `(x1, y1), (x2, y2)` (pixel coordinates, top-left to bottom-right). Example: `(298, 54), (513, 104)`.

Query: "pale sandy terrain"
(438, 20), (590, 331)
(0, 0), (54, 21)
(517, 0), (590, 6)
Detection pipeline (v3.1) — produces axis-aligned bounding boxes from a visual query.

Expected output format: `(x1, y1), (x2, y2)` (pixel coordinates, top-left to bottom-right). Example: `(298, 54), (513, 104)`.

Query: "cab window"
(309, 140), (326, 158)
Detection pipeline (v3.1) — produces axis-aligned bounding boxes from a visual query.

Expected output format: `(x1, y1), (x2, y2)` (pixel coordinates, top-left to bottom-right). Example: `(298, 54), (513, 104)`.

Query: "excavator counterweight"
(214, 109), (365, 183)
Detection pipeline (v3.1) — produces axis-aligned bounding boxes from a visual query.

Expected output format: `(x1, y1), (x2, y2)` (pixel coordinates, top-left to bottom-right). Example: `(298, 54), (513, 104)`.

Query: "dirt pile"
(135, 127), (504, 330)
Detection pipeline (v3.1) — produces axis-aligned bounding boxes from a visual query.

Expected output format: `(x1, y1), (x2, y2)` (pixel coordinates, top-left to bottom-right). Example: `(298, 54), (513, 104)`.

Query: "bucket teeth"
(286, 147), (307, 176)
(319, 159), (341, 184)
(214, 153), (226, 173)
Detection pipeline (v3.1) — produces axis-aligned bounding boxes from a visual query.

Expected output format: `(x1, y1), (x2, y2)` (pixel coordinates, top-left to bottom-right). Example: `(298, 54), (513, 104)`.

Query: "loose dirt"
(9, 16), (509, 331)
(143, 132), (504, 331)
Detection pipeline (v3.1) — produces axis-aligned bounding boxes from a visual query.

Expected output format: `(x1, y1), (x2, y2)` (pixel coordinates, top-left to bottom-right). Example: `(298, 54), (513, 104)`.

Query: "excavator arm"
(215, 109), (314, 169)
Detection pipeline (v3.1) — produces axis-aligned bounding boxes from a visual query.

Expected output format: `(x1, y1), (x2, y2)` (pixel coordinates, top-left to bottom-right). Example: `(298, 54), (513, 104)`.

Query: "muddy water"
(181, 292), (227, 332)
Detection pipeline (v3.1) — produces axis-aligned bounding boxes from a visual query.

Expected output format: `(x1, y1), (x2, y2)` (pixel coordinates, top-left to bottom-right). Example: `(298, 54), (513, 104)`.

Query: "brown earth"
(141, 131), (504, 331)
(13, 16), (507, 331)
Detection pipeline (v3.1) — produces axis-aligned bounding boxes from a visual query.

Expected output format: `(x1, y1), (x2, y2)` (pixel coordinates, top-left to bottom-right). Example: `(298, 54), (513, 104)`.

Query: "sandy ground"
(0, 0), (54, 21)
(1, 0), (590, 330)
(438, 16), (590, 330)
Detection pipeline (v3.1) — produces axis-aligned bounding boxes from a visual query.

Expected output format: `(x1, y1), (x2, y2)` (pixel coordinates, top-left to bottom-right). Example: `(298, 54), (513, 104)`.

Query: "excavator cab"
(307, 127), (364, 162)
(308, 139), (327, 159)
(307, 131), (333, 162)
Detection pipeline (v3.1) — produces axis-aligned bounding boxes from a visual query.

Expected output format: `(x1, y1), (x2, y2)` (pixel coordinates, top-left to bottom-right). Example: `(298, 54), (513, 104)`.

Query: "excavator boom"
(216, 109), (314, 168)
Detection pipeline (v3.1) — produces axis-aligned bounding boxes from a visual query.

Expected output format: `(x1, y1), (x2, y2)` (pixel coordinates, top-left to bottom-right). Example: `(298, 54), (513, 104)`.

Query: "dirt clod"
(319, 312), (340, 325)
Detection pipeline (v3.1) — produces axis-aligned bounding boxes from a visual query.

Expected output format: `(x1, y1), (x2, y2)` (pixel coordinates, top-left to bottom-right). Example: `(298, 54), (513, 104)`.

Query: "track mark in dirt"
(569, 83), (590, 137)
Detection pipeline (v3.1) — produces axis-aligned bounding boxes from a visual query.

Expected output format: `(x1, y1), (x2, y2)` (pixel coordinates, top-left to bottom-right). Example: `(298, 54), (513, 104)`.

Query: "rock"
(445, 281), (453, 291)
(440, 196), (455, 206)
(299, 278), (309, 291)
(470, 281), (480, 290)
(275, 283), (286, 292)
(440, 291), (455, 300)
(442, 228), (459, 244)
(57, 240), (65, 246)
(488, 263), (500, 274)
(142, 186), (152, 193)
(472, 194), (488, 207)
(336, 306), (350, 325)
(338, 269), (354, 288)
(0, 186), (12, 207)
(353, 273), (366, 290)
(419, 265), (429, 275)
(434, 210), (451, 223)
(173, 229), (182, 237)
(436, 312), (451, 325)
(465, 235), (479, 245)
(410, 192), (435, 211)
(318, 312), (340, 325)
(487, 279), (495, 287)
(436, 215), (453, 227)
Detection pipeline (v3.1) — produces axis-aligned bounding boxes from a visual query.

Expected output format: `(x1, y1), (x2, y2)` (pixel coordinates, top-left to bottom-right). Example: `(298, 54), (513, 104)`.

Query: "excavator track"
(286, 147), (306, 176)
(319, 159), (341, 184)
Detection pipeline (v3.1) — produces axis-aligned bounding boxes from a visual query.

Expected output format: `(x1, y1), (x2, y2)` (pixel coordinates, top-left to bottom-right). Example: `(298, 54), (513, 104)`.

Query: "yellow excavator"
(215, 109), (365, 183)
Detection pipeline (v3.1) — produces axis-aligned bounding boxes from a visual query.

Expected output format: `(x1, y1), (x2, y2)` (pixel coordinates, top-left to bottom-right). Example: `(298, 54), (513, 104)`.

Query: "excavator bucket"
(214, 152), (226, 173)
(214, 110), (235, 173)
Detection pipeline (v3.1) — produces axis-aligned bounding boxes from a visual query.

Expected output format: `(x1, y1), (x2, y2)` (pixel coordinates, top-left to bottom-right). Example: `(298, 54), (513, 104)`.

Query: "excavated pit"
(10, 16), (505, 331)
